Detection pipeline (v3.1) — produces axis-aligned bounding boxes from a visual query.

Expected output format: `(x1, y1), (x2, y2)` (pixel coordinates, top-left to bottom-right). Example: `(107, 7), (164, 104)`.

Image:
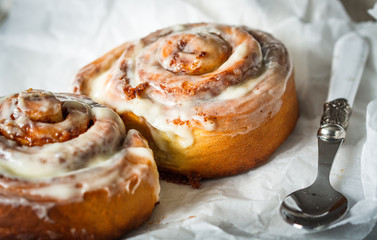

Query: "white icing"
(0, 96), (16, 120)
(188, 24), (223, 36)
(127, 147), (154, 160)
(91, 72), (196, 148)
(91, 71), (109, 101)
(0, 107), (124, 178)
(30, 183), (79, 200)
(18, 90), (61, 117)
(0, 93), (159, 210)
(84, 24), (291, 149)
(213, 74), (264, 101)
(90, 65), (274, 149)
(217, 42), (254, 71)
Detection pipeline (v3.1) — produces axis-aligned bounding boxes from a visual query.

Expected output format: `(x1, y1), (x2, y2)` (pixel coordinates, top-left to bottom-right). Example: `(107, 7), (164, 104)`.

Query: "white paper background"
(0, 0), (377, 239)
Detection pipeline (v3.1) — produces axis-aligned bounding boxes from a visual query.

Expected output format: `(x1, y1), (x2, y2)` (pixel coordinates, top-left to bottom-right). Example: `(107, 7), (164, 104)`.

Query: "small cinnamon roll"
(0, 89), (160, 239)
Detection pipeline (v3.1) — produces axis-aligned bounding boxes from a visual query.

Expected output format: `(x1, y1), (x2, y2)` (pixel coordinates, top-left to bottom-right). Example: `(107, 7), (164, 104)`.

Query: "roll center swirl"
(0, 89), (90, 146)
(158, 32), (231, 75)
(17, 90), (64, 123)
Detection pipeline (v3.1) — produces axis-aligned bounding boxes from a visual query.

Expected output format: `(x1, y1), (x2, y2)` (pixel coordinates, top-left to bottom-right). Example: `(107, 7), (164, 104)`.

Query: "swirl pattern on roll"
(75, 24), (292, 147)
(0, 89), (159, 239)
(0, 89), (128, 178)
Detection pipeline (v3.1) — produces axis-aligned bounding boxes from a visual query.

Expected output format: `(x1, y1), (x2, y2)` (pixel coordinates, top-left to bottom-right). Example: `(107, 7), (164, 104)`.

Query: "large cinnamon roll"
(73, 23), (299, 186)
(0, 89), (159, 239)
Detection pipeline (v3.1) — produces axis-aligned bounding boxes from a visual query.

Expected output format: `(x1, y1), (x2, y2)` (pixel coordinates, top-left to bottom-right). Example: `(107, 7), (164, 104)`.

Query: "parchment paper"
(0, 0), (377, 239)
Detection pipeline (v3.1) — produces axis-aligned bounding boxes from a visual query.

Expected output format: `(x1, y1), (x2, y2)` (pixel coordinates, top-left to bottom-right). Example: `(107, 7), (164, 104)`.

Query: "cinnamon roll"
(74, 23), (299, 186)
(0, 89), (160, 239)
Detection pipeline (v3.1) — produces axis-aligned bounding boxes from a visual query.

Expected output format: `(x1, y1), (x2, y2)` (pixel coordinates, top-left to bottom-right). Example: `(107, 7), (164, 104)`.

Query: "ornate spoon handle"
(318, 98), (351, 143)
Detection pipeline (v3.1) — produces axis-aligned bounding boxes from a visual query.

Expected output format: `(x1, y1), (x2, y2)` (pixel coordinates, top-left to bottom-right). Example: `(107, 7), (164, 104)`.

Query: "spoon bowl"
(280, 181), (348, 230)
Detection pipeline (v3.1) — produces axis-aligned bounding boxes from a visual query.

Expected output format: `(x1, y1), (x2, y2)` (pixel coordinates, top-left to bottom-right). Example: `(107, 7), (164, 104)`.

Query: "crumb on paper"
(147, 216), (167, 225)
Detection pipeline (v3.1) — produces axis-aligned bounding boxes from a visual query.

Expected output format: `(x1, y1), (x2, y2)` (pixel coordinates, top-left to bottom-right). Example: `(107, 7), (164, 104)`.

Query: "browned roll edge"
(0, 178), (157, 240)
(0, 91), (159, 239)
(121, 71), (299, 182)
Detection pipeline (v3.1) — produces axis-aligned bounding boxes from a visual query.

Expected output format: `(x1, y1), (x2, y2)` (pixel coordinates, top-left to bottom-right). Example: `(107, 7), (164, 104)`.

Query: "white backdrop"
(1, 0), (377, 239)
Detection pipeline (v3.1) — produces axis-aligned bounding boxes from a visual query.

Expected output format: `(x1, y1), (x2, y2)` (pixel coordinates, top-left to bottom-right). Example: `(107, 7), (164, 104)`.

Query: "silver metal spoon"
(280, 32), (369, 230)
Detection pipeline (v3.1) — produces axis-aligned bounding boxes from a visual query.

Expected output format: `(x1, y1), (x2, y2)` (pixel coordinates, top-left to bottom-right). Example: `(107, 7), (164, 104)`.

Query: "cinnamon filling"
(0, 89), (90, 146)
(134, 24), (264, 103)
(158, 32), (232, 75)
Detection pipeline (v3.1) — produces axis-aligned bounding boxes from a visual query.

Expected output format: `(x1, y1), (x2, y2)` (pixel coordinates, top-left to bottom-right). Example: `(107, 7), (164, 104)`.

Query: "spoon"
(280, 32), (369, 230)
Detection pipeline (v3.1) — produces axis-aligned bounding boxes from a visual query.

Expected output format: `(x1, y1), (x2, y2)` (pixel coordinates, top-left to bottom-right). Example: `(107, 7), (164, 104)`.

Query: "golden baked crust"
(0, 90), (160, 239)
(73, 23), (299, 186)
(0, 171), (158, 240)
(120, 73), (298, 181)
